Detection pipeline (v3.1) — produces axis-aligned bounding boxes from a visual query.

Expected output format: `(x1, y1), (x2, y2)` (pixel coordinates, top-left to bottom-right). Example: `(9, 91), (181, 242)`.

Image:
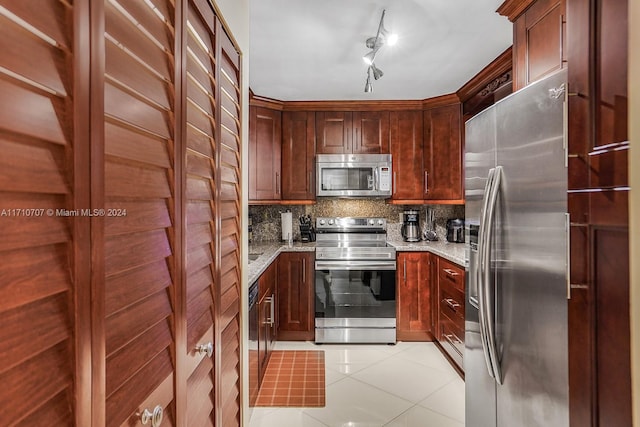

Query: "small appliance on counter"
(401, 210), (421, 242)
(446, 218), (465, 243)
(422, 207), (438, 241)
(299, 215), (316, 242)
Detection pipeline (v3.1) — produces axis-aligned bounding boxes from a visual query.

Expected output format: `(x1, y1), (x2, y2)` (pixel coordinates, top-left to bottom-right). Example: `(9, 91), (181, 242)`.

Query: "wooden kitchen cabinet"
(390, 111), (424, 201)
(258, 262), (277, 382)
(316, 111), (389, 154)
(277, 252), (315, 340)
(435, 257), (465, 371)
(564, 0), (630, 424)
(396, 252), (433, 341)
(500, 0), (566, 91)
(423, 104), (463, 201)
(249, 106), (282, 201)
(282, 111), (316, 201)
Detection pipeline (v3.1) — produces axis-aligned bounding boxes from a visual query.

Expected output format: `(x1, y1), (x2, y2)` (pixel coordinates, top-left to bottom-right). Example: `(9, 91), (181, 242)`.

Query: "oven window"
(315, 269), (396, 319)
(320, 167), (374, 191)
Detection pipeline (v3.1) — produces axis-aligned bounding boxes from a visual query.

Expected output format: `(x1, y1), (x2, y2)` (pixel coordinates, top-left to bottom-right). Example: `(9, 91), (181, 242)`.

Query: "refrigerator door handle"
(477, 167), (497, 380)
(483, 165), (503, 384)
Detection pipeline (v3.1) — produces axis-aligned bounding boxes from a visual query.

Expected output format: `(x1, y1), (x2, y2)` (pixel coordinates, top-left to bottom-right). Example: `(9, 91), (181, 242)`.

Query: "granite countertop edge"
(247, 239), (466, 284)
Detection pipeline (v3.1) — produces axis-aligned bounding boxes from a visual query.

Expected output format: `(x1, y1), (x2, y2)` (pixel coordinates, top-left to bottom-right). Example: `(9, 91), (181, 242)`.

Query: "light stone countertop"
(247, 239), (465, 285)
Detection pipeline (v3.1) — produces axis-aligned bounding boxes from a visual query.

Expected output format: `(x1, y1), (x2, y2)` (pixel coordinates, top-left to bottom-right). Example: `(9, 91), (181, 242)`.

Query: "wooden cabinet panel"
(352, 111), (390, 154)
(258, 262), (277, 382)
(594, 228), (631, 427)
(434, 256), (465, 371)
(596, 0), (628, 148)
(316, 111), (389, 155)
(277, 252), (315, 340)
(513, 0), (566, 90)
(249, 106), (282, 200)
(282, 111), (316, 200)
(390, 111), (424, 200)
(316, 112), (352, 154)
(396, 252), (433, 341)
(423, 104), (463, 201)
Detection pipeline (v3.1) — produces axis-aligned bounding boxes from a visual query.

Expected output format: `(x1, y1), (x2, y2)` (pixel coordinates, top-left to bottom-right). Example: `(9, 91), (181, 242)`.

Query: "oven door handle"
(315, 261), (397, 271)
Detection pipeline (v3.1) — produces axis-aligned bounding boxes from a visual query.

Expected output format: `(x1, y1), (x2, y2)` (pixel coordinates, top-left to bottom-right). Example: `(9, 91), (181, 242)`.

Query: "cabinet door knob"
(196, 342), (213, 357)
(140, 405), (163, 427)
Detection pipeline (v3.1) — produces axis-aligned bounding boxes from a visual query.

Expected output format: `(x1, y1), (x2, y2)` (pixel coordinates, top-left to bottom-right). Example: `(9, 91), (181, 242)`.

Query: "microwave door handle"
(373, 167), (379, 190)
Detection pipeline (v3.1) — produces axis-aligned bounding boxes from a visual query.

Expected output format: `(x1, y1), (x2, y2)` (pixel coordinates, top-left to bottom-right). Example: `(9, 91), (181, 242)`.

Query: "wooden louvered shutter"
(184, 0), (217, 425)
(215, 19), (243, 427)
(102, 0), (178, 425)
(0, 1), (88, 425)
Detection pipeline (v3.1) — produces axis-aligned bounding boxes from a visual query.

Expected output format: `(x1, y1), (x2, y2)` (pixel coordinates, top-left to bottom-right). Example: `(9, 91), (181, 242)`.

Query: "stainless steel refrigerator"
(464, 69), (569, 427)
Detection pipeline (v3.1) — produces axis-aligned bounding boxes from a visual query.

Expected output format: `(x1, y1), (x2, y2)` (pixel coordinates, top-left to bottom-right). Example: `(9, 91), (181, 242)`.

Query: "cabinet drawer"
(439, 280), (465, 324)
(440, 316), (464, 369)
(438, 258), (464, 291)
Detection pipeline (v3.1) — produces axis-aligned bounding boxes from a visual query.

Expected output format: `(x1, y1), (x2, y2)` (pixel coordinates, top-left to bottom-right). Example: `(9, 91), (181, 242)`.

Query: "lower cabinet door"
(396, 252), (433, 341)
(277, 252), (315, 340)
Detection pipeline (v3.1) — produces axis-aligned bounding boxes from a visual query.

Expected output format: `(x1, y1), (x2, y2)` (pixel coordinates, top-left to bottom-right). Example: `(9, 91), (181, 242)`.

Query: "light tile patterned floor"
(249, 341), (465, 427)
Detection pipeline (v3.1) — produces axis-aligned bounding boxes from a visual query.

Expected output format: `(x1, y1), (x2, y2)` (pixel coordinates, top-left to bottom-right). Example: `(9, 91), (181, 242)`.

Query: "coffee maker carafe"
(401, 210), (421, 242)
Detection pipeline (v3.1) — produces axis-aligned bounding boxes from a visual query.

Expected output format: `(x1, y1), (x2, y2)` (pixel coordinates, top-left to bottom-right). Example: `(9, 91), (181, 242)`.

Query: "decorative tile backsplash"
(249, 199), (464, 243)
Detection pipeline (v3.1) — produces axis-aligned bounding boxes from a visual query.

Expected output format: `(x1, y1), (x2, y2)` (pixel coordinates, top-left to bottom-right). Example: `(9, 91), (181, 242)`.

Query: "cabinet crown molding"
(497, 0), (537, 21)
(248, 91), (460, 112)
(457, 47), (512, 102)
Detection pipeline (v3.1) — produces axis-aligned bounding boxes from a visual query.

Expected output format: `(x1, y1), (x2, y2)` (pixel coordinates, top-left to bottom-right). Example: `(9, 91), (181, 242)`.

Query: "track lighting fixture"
(362, 9), (397, 92)
(364, 68), (373, 93)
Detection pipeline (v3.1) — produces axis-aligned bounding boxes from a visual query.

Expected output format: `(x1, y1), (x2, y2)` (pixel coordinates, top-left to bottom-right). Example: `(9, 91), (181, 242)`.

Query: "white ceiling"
(249, 0), (512, 101)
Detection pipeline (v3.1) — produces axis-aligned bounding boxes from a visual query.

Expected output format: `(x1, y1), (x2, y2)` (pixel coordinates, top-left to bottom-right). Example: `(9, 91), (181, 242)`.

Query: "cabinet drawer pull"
(443, 268), (459, 277)
(140, 405), (163, 427)
(443, 333), (462, 346)
(444, 298), (460, 310)
(195, 342), (213, 357)
(265, 295), (275, 326)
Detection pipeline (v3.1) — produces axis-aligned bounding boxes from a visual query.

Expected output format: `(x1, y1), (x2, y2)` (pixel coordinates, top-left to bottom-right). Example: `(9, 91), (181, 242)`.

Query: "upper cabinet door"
(352, 111), (390, 154)
(282, 111), (316, 200)
(423, 104), (463, 201)
(390, 111), (424, 200)
(316, 112), (352, 154)
(249, 106), (282, 201)
(512, 0), (566, 90)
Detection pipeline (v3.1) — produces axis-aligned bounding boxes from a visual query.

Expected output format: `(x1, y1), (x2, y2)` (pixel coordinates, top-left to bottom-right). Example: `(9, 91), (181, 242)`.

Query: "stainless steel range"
(314, 217), (396, 344)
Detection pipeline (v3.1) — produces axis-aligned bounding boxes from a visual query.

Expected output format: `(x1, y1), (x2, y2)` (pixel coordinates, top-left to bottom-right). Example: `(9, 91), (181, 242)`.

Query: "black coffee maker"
(446, 219), (465, 243)
(401, 210), (421, 242)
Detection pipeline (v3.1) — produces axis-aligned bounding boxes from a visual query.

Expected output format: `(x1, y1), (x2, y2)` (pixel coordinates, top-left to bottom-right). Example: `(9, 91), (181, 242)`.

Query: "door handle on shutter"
(275, 172), (280, 194)
(424, 171), (428, 193)
(140, 405), (163, 427)
(195, 342), (213, 357)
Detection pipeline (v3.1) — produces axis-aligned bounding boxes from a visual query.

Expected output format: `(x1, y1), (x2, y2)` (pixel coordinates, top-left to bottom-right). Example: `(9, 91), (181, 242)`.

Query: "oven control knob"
(319, 219), (325, 225)
(328, 219), (334, 225)
(369, 219), (374, 225)
(378, 219), (384, 225)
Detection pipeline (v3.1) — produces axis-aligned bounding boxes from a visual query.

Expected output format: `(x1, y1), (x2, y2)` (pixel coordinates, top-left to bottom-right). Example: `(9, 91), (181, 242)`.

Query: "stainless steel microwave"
(316, 154), (392, 197)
